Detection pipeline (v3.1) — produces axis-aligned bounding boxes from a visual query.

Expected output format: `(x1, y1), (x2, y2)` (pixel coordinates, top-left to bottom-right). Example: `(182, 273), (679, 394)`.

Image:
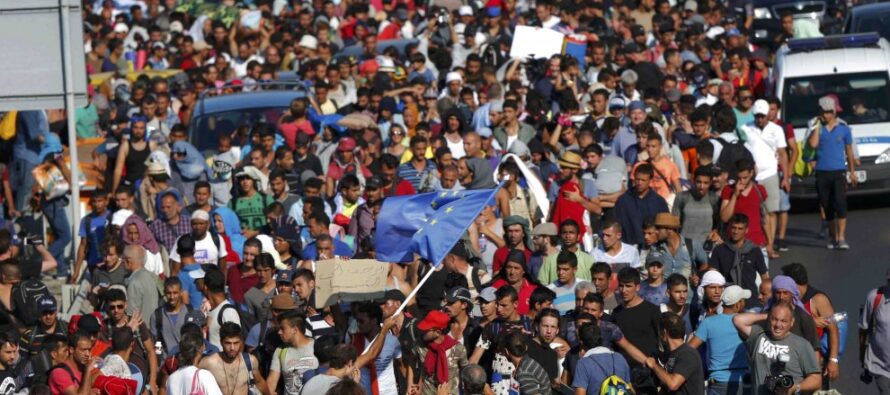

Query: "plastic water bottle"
(827, 311), (848, 324)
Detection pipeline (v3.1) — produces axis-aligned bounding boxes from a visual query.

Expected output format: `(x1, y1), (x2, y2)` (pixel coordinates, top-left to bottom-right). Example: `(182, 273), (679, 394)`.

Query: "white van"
(774, 33), (890, 198)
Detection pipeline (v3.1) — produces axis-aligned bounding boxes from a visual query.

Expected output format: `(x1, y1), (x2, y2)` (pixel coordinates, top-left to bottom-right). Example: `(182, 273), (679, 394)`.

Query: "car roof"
(778, 42), (890, 77)
(193, 89), (306, 117)
(334, 38), (419, 59)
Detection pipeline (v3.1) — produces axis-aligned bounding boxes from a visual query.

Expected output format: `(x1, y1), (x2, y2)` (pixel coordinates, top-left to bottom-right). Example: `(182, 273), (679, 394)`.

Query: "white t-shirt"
(208, 302), (241, 349)
(592, 243), (641, 269)
(169, 232), (227, 265)
(166, 366), (223, 395)
(446, 136), (466, 159)
(146, 251), (165, 277)
(742, 121), (787, 181)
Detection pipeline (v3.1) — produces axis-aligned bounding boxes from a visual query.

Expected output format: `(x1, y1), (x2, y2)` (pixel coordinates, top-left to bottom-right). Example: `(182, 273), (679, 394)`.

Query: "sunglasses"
(108, 304), (126, 311)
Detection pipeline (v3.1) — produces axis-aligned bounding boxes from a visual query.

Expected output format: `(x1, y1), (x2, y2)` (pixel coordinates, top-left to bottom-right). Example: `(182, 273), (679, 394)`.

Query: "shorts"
(760, 174), (781, 213)
(779, 187), (791, 212)
(815, 170), (848, 220)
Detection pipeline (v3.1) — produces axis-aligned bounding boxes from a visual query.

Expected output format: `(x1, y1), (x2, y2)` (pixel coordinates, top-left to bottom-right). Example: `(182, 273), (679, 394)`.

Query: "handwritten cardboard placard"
(314, 258), (389, 309)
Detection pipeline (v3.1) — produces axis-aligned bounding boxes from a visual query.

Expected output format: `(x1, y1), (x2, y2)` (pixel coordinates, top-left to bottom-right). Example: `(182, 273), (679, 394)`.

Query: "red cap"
(418, 310), (451, 332)
(338, 137), (357, 152)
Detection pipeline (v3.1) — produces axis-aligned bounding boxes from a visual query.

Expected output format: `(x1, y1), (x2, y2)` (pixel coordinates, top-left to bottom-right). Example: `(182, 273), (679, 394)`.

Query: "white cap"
(299, 35), (318, 50)
(191, 210), (210, 221)
(111, 209), (134, 227)
(721, 285), (753, 306)
(459, 5), (473, 16)
(114, 22), (129, 34)
(169, 21), (184, 33)
(752, 99), (770, 116)
(446, 71), (463, 84)
(700, 270), (727, 288)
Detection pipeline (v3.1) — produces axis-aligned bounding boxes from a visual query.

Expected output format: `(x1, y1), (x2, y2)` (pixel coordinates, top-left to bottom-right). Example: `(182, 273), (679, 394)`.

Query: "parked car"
(844, 2), (890, 40)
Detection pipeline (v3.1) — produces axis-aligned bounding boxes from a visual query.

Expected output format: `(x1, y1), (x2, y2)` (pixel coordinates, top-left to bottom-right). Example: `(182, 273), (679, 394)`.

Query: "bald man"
(123, 245), (161, 316)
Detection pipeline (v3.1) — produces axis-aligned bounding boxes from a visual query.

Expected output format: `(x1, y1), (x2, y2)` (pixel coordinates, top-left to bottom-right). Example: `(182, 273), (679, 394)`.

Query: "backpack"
(715, 136), (754, 179)
(591, 354), (634, 395)
(154, 305), (195, 355)
(13, 278), (51, 327)
(218, 303), (257, 339)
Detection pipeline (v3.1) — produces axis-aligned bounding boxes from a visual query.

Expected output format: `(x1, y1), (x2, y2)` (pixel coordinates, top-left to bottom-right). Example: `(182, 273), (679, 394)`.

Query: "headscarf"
(120, 214), (160, 254)
(464, 157), (497, 190)
(256, 234), (288, 270)
(211, 207), (245, 259)
(765, 275), (808, 312)
(270, 215), (303, 260)
(697, 270), (726, 302)
(171, 141), (210, 180)
(498, 248), (538, 286)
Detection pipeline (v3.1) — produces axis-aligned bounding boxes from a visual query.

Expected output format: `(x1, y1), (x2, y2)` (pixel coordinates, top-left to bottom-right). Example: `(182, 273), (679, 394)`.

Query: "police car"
(774, 33), (890, 197)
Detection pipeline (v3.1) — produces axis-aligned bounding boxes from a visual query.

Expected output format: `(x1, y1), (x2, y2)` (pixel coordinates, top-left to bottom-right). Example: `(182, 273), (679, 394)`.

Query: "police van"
(774, 33), (890, 197)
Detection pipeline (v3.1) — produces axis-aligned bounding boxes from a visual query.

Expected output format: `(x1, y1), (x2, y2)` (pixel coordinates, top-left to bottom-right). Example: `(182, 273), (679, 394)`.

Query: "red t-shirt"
(383, 179), (417, 197)
(226, 265), (259, 304)
(491, 278), (537, 315)
(49, 360), (83, 395)
(720, 184), (768, 246)
(279, 120), (316, 150)
(492, 247), (532, 274)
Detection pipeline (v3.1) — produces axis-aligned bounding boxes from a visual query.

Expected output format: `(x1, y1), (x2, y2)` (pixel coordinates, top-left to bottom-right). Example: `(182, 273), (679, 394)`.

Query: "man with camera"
(734, 303), (821, 394)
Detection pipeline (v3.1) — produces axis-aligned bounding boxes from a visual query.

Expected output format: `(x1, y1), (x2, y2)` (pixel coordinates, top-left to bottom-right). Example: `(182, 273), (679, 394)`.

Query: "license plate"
(847, 170), (867, 183)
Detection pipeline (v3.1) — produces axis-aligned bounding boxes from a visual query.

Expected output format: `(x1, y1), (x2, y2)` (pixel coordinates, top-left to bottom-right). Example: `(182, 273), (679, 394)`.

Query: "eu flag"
(375, 185), (503, 264)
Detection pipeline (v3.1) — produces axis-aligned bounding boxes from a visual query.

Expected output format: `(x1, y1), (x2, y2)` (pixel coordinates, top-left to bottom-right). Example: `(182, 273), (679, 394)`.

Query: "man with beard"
(19, 295), (67, 357)
(492, 215), (532, 274)
(169, 210), (226, 275)
(672, 166), (721, 245)
(49, 331), (99, 395)
(379, 154), (417, 197)
(200, 322), (270, 395)
(548, 152), (601, 242)
(0, 333), (32, 394)
(278, 98), (315, 151)
(705, 214), (769, 309)
(614, 163), (669, 245)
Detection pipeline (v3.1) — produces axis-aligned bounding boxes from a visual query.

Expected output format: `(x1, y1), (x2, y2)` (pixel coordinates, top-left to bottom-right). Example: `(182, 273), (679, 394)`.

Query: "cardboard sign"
(314, 258), (389, 309)
(509, 25), (565, 59)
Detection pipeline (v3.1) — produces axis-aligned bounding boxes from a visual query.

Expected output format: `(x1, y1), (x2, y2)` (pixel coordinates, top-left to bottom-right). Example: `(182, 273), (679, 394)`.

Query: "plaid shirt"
(149, 214), (191, 252)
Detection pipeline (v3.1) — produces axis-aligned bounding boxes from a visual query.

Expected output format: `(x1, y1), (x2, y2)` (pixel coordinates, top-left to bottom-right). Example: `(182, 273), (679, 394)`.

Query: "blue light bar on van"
(788, 33), (881, 51)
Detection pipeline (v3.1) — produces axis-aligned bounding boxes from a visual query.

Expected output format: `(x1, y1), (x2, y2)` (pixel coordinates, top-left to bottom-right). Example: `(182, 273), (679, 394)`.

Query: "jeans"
(878, 374), (890, 395)
(707, 380), (749, 395)
(43, 197), (71, 276)
(10, 160), (37, 212)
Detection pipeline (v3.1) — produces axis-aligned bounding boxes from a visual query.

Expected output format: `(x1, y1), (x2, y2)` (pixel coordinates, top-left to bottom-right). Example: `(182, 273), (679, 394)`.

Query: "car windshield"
(852, 12), (890, 39)
(191, 107), (286, 154)
(782, 72), (890, 128)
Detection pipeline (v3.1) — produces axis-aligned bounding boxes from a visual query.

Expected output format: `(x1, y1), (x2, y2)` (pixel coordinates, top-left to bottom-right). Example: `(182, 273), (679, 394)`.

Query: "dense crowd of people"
(0, 0), (883, 394)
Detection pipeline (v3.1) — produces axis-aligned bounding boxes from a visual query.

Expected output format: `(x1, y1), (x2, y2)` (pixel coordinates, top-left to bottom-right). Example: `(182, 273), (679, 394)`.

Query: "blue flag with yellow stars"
(375, 184), (503, 264)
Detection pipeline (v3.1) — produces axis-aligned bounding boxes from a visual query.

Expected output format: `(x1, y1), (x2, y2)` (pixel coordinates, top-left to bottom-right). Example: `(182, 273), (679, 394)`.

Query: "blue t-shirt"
(78, 211), (109, 266)
(572, 350), (632, 394)
(814, 123), (853, 171)
(178, 265), (205, 310)
(639, 281), (668, 306)
(694, 313), (749, 382)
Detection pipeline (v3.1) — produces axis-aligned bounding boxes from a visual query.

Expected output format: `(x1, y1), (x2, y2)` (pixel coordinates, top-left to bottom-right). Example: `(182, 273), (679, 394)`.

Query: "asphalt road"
(777, 195), (890, 394)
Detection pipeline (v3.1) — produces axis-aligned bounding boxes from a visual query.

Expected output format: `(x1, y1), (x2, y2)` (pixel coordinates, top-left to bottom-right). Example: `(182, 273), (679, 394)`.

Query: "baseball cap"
(645, 251), (666, 267)
(445, 287), (472, 304)
(532, 222), (558, 237)
(819, 95), (842, 113)
(477, 127), (493, 138)
(78, 314), (102, 334)
(684, 0), (698, 12)
(477, 287), (497, 303)
(628, 100), (646, 112)
(276, 270), (294, 283)
(147, 162), (166, 175)
(621, 70), (639, 85)
(375, 289), (407, 304)
(725, 27), (741, 38)
(113, 22), (129, 34)
(609, 97), (627, 109)
(666, 88), (682, 103)
(338, 137), (357, 152)
(631, 24), (645, 37)
(418, 310), (451, 331)
(184, 311), (206, 326)
(721, 285), (752, 306)
(752, 99), (770, 116)
(299, 35), (319, 50)
(38, 295), (57, 313)
(459, 5), (473, 16)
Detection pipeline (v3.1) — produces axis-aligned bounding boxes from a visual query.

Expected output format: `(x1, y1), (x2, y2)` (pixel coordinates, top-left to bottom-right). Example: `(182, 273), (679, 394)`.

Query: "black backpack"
(218, 303), (258, 339)
(13, 279), (51, 327)
(715, 135), (754, 179)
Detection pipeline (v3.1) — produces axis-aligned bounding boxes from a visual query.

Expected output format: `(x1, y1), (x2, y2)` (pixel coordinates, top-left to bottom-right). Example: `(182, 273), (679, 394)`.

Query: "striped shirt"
(548, 280), (583, 316)
(397, 160), (437, 192)
(513, 357), (552, 395)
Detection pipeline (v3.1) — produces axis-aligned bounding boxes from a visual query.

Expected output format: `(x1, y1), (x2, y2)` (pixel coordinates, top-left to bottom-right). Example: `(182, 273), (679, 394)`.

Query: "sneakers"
(776, 239), (789, 252)
(837, 240), (850, 250)
(827, 242), (835, 250)
(819, 221), (829, 239)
